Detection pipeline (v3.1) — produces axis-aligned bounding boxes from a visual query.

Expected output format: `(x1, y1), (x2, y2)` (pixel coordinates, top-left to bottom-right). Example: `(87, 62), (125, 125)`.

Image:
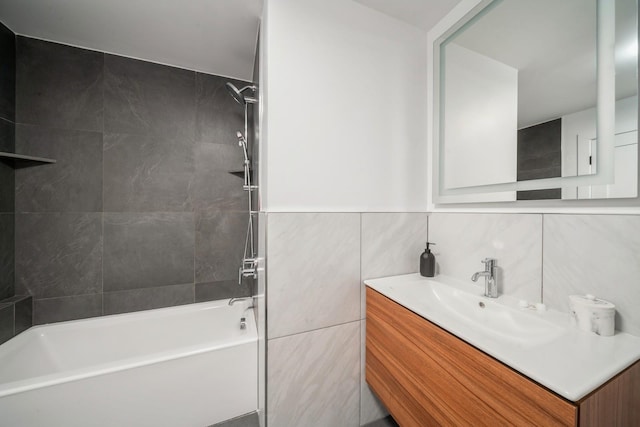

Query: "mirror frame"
(428, 0), (640, 209)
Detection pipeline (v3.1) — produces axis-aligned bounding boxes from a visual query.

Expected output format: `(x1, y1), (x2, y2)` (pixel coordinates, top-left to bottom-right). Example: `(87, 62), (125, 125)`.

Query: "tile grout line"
(268, 318), (363, 342)
(101, 51), (105, 317)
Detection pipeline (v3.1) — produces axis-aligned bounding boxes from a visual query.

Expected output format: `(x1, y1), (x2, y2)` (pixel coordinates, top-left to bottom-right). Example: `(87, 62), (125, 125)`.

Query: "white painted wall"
(442, 43), (518, 190)
(261, 0), (428, 212)
(562, 95), (638, 199)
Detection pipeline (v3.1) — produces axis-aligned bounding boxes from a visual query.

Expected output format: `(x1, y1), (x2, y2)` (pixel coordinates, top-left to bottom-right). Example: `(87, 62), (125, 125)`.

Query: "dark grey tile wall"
(12, 36), (255, 325)
(517, 118), (562, 200)
(16, 37), (103, 131)
(15, 213), (103, 298)
(104, 54), (195, 139)
(0, 22), (15, 122)
(0, 296), (32, 345)
(15, 125), (103, 212)
(103, 213), (194, 291)
(0, 22), (15, 303)
(0, 214), (14, 300)
(0, 304), (12, 344)
(0, 120), (15, 214)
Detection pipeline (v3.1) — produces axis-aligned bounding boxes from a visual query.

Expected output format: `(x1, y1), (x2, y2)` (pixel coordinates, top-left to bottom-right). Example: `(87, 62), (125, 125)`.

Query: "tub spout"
(229, 297), (252, 306)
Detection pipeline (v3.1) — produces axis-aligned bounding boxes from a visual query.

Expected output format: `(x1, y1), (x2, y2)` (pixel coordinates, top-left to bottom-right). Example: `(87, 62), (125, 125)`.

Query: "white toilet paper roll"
(569, 294), (616, 336)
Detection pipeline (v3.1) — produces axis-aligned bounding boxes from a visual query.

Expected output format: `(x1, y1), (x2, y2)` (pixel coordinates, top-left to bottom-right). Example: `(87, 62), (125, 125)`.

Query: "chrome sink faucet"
(471, 258), (498, 298)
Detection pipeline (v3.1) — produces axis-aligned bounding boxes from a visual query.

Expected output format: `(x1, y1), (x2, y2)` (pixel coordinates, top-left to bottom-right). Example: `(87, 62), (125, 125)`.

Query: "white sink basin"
(372, 275), (563, 347)
(424, 280), (563, 346)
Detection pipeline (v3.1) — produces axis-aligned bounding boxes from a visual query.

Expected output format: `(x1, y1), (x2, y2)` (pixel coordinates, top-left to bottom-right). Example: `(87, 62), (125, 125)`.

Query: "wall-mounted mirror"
(434, 0), (638, 203)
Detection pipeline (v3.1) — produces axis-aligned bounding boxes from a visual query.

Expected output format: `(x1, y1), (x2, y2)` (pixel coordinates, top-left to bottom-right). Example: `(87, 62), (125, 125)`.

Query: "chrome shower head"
(226, 82), (258, 105)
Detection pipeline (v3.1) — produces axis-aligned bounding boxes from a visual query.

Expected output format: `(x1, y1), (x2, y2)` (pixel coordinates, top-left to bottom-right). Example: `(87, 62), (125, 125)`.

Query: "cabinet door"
(366, 287), (577, 426)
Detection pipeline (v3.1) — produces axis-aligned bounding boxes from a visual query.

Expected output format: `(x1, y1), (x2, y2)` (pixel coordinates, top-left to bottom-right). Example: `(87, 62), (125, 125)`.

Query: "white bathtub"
(0, 299), (257, 427)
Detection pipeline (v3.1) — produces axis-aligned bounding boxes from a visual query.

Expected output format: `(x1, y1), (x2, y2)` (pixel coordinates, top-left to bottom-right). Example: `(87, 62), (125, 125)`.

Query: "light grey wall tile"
(103, 132), (194, 212)
(103, 283), (194, 315)
(543, 214), (640, 336)
(267, 213), (360, 338)
(361, 213), (429, 280)
(16, 37), (103, 131)
(360, 320), (388, 425)
(15, 213), (103, 298)
(361, 213), (429, 319)
(267, 322), (360, 427)
(15, 124), (103, 212)
(429, 213), (542, 302)
(103, 213), (194, 292)
(195, 211), (246, 283)
(33, 294), (102, 324)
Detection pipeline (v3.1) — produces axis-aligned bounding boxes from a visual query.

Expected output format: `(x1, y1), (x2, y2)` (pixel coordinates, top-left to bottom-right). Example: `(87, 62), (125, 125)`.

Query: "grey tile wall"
(0, 295), (33, 342)
(195, 73), (246, 146)
(15, 213), (103, 299)
(543, 214), (640, 336)
(0, 214), (14, 300)
(103, 283), (194, 315)
(11, 37), (253, 325)
(266, 211), (640, 426)
(359, 212), (429, 424)
(16, 37), (103, 131)
(104, 54), (195, 139)
(0, 304), (12, 344)
(0, 22), (15, 122)
(0, 22), (15, 304)
(15, 125), (103, 212)
(428, 213), (543, 302)
(196, 211), (247, 284)
(267, 213), (361, 339)
(103, 212), (194, 291)
(266, 212), (428, 427)
(0, 120), (15, 213)
(268, 322), (360, 427)
(33, 294), (102, 324)
(103, 133), (195, 212)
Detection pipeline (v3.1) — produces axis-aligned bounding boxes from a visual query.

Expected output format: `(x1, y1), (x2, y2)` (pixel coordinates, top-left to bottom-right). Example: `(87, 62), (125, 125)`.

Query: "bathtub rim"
(0, 299), (257, 399)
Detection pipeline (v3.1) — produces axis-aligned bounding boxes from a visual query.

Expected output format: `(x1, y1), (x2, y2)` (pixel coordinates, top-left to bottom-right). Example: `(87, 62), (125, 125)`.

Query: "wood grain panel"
(365, 287), (577, 426)
(579, 361), (640, 426)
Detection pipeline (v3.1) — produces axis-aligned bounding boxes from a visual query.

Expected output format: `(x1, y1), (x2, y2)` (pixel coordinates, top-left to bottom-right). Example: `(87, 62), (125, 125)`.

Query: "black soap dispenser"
(420, 242), (436, 277)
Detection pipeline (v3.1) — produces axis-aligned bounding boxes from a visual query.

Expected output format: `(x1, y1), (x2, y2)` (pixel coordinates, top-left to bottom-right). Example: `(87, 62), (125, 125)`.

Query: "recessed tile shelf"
(0, 151), (56, 166)
(227, 169), (254, 179)
(228, 170), (245, 179)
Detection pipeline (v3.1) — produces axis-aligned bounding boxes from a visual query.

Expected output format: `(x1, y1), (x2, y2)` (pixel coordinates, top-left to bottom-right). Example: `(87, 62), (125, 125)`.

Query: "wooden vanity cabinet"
(365, 287), (640, 427)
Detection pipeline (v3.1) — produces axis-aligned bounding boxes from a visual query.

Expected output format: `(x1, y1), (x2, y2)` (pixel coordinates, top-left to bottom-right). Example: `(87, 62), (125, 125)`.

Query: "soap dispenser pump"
(420, 242), (436, 277)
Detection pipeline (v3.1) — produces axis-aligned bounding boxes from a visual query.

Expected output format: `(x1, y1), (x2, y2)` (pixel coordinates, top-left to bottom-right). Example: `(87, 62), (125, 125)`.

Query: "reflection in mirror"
(439, 0), (638, 202)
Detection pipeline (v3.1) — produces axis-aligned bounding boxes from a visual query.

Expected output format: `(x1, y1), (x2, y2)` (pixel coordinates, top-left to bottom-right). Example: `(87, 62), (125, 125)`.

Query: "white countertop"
(365, 273), (640, 402)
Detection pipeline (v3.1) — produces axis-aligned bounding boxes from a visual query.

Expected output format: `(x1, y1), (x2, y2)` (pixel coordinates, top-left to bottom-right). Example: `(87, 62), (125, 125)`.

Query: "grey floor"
(363, 416), (399, 427)
(209, 412), (259, 427)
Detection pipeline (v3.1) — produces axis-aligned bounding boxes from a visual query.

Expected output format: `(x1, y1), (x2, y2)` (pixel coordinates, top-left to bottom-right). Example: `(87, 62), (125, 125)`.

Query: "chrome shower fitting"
(227, 80), (259, 285)
(225, 83), (258, 105)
